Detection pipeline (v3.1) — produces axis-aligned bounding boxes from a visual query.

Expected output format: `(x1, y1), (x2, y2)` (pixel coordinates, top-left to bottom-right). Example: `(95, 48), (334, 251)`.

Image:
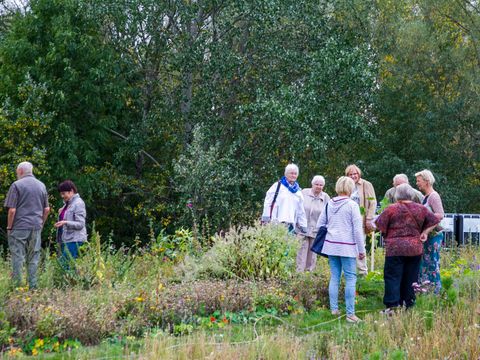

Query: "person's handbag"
(310, 204), (329, 257)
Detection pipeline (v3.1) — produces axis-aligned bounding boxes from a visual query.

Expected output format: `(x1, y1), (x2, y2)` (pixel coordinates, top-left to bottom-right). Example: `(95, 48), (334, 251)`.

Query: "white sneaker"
(346, 315), (362, 324)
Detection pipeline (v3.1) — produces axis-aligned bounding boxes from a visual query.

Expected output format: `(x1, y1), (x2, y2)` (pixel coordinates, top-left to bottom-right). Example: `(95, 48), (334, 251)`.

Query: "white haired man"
(4, 162), (50, 289)
(384, 174), (424, 204)
(262, 163), (307, 234)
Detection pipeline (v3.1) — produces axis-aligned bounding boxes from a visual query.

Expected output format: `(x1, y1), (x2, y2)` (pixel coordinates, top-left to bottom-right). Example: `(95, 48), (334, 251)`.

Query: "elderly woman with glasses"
(345, 164), (377, 276)
(296, 175), (330, 272)
(262, 164), (307, 235)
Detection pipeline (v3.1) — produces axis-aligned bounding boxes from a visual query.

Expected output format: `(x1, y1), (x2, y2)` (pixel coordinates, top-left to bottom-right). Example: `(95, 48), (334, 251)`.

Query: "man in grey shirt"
(384, 174), (424, 204)
(4, 162), (50, 289)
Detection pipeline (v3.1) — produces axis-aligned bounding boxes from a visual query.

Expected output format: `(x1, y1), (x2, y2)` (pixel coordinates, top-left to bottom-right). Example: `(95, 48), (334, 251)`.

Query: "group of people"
(4, 162), (87, 289)
(262, 164), (444, 323)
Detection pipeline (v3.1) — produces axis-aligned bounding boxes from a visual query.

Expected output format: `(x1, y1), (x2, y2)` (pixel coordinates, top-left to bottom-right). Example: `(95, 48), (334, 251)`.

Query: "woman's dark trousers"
(383, 255), (422, 308)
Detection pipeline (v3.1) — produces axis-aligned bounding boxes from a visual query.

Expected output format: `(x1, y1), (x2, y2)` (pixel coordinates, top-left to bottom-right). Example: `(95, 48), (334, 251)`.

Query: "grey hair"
(311, 175), (325, 186)
(17, 161), (33, 175)
(393, 173), (409, 185)
(284, 163), (299, 176)
(394, 183), (415, 201)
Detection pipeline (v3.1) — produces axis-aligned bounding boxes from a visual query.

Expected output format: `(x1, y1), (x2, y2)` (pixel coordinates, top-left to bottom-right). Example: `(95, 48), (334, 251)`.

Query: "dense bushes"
(177, 224), (300, 281)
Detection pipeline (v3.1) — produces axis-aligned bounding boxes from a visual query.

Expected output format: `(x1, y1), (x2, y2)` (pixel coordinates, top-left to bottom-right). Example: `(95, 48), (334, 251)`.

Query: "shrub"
(4, 288), (118, 345)
(177, 224), (300, 281)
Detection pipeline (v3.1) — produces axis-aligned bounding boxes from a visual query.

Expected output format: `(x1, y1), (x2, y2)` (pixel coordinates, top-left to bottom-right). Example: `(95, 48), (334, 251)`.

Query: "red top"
(375, 202), (439, 257)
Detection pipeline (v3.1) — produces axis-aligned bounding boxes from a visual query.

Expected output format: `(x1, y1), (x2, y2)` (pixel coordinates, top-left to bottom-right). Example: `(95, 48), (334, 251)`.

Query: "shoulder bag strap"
(402, 204), (422, 231)
(269, 180), (282, 218)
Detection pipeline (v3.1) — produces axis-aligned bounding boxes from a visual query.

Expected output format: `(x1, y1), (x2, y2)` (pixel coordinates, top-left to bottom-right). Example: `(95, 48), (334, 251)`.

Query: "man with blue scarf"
(262, 164), (308, 234)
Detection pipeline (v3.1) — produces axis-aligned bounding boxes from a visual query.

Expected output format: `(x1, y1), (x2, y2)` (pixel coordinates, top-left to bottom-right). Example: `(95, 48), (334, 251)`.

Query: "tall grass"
(136, 246), (480, 359)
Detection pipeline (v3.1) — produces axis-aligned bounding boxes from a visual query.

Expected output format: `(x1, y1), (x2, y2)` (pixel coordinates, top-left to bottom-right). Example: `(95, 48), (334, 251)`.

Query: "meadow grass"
(0, 240), (479, 359)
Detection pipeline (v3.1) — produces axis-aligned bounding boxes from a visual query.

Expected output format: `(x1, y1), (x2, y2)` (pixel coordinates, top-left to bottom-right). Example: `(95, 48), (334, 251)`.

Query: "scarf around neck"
(281, 176), (300, 193)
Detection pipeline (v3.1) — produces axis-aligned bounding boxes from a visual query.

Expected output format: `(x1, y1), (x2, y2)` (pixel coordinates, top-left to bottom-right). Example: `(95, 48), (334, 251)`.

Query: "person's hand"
(365, 221), (374, 233)
(54, 220), (67, 228)
(358, 253), (366, 260)
(420, 232), (428, 242)
(261, 216), (271, 225)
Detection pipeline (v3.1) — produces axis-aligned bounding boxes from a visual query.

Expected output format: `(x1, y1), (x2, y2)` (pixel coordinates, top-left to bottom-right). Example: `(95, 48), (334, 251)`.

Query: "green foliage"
(183, 224), (300, 281)
(22, 337), (81, 356)
(370, 0), (480, 212)
(0, 0), (479, 251)
(0, 310), (15, 348)
(151, 228), (194, 261)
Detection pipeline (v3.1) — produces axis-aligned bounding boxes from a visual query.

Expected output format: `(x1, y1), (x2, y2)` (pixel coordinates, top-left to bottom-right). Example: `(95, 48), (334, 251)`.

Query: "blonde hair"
(415, 169), (435, 185)
(345, 164), (362, 178)
(335, 176), (355, 196)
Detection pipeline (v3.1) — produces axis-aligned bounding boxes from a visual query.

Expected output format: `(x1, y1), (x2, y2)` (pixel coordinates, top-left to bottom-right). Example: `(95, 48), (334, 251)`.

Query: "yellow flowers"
(135, 296), (145, 302)
(34, 338), (45, 347)
(7, 347), (22, 357)
(383, 54), (395, 63)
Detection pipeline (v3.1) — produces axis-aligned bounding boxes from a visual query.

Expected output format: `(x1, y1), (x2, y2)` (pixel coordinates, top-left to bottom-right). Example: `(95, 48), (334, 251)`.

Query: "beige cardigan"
(301, 188), (330, 238)
(356, 178), (377, 225)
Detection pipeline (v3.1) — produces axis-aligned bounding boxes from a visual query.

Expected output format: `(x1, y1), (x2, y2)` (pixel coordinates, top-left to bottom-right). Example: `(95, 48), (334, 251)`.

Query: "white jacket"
(262, 182), (307, 229)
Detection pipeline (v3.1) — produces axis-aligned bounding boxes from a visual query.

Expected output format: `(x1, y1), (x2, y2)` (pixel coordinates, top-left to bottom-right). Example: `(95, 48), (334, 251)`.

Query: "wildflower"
(8, 347), (22, 356)
(24, 297), (31, 302)
(186, 201), (193, 208)
(34, 338), (44, 348)
(135, 297), (144, 302)
(210, 316), (216, 323)
(222, 317), (229, 324)
(32, 348), (39, 356)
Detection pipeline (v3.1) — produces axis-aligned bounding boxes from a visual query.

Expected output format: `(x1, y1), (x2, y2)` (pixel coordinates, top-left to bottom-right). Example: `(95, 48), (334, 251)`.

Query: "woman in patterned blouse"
(375, 183), (439, 312)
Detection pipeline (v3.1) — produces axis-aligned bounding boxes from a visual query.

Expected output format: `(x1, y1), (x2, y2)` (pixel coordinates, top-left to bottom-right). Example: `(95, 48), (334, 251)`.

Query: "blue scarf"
(281, 176), (300, 193)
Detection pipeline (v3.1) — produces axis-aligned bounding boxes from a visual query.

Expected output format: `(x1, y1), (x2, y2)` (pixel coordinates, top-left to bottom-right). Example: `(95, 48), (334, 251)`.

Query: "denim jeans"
(59, 242), (83, 271)
(328, 256), (357, 315)
(60, 242), (83, 260)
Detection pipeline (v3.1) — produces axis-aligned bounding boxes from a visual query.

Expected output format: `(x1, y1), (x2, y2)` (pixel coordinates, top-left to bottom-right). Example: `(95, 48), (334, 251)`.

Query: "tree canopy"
(0, 0), (478, 246)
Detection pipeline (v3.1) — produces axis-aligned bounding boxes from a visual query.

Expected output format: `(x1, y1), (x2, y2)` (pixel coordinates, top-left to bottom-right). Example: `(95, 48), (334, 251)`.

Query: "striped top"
(316, 196), (365, 258)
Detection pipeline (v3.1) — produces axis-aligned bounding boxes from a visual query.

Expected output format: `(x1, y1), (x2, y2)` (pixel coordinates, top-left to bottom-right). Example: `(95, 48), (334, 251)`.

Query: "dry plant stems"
(138, 291), (480, 359)
(0, 226), (479, 358)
